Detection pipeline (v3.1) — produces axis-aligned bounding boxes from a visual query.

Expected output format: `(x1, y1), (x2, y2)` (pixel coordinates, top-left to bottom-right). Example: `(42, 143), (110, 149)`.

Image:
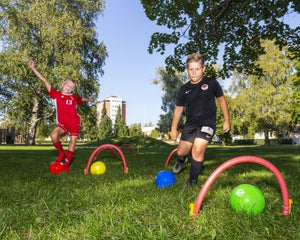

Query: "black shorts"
(180, 126), (215, 143)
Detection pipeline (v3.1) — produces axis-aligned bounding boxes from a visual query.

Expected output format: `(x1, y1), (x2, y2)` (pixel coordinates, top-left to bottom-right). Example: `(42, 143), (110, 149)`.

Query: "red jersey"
(48, 87), (82, 127)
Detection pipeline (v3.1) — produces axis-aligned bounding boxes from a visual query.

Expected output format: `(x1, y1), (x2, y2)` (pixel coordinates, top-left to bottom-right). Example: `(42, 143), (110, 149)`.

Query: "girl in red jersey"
(28, 60), (94, 172)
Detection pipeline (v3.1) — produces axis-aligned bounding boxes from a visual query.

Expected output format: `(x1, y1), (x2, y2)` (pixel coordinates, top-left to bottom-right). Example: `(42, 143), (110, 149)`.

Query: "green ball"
(230, 184), (265, 216)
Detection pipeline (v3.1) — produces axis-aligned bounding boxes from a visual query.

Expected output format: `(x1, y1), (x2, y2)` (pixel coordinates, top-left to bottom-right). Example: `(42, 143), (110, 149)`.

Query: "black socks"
(178, 155), (187, 164)
(190, 159), (203, 184)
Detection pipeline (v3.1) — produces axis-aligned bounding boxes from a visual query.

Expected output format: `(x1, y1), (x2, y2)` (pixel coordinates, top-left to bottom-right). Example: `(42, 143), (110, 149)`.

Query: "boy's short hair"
(186, 53), (205, 66)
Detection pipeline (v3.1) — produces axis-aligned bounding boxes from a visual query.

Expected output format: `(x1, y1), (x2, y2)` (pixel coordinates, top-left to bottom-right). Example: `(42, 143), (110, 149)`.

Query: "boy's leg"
(189, 138), (209, 185)
(189, 159), (204, 186)
(173, 140), (192, 174)
(51, 127), (66, 162)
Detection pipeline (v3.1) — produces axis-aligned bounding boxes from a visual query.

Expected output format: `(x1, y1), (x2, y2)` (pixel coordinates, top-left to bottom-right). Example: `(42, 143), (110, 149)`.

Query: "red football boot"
(63, 165), (70, 173)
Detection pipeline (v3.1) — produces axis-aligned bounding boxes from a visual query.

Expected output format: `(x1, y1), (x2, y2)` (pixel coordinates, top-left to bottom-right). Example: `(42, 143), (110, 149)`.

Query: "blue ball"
(155, 170), (176, 189)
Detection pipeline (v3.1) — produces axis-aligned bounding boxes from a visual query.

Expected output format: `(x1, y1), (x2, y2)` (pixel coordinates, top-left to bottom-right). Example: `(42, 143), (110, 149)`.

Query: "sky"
(96, 0), (169, 126)
(95, 0), (300, 126)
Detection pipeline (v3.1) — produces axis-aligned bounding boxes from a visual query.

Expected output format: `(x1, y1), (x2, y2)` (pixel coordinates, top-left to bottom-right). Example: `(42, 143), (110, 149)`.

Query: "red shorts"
(57, 122), (80, 137)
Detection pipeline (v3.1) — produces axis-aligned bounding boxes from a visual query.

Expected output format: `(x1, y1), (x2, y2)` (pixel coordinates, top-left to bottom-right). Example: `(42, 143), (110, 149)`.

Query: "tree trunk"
(264, 129), (270, 145)
(25, 97), (40, 146)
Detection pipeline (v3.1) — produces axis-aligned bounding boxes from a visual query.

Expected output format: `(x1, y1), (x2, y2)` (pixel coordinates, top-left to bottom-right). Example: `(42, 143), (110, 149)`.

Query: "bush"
(233, 139), (255, 145)
(279, 138), (293, 144)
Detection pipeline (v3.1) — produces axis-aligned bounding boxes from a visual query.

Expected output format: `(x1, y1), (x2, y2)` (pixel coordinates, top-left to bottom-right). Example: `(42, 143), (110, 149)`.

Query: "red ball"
(49, 161), (64, 174)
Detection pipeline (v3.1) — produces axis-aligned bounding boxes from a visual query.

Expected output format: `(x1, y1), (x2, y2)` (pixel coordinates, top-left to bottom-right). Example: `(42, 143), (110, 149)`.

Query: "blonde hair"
(186, 53), (205, 66)
(61, 78), (76, 86)
(64, 78), (76, 84)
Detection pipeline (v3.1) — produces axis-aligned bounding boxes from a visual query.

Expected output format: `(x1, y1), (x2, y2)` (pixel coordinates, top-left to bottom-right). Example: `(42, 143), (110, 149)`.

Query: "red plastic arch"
(119, 144), (136, 156)
(85, 144), (128, 174)
(93, 146), (118, 160)
(165, 148), (178, 167)
(192, 155), (290, 216)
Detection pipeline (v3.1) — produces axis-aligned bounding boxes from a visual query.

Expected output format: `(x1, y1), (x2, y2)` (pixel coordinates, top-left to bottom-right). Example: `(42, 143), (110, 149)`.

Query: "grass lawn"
(0, 137), (299, 239)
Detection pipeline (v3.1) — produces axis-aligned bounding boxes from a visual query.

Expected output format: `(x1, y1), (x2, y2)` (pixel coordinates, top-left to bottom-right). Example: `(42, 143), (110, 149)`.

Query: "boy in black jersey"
(170, 53), (230, 186)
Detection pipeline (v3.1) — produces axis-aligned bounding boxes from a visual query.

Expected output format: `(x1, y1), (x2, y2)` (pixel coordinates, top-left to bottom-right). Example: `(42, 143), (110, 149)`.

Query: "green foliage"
(100, 100), (107, 118)
(143, 122), (154, 127)
(229, 40), (296, 144)
(233, 139), (255, 145)
(157, 111), (173, 134)
(153, 67), (186, 133)
(0, 0), (107, 144)
(98, 101), (113, 139)
(128, 123), (143, 137)
(290, 56), (300, 124)
(36, 118), (53, 141)
(234, 138), (294, 145)
(149, 128), (160, 139)
(215, 95), (233, 145)
(80, 104), (98, 141)
(113, 106), (128, 137)
(0, 143), (299, 239)
(141, 0), (299, 77)
(98, 115), (113, 139)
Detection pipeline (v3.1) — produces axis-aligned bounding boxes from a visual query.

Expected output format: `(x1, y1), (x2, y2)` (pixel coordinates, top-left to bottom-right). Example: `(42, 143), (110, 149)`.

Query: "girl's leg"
(51, 127), (66, 161)
(64, 135), (78, 168)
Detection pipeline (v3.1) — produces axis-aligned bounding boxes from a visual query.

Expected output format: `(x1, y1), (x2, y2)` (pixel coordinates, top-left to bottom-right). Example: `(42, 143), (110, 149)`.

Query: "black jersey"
(176, 77), (224, 128)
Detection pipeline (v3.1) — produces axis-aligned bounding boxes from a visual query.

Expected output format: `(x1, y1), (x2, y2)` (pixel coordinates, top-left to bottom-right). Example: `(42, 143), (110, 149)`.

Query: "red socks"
(53, 140), (65, 161)
(53, 140), (64, 152)
(56, 151), (65, 162)
(64, 150), (74, 167)
(53, 140), (74, 171)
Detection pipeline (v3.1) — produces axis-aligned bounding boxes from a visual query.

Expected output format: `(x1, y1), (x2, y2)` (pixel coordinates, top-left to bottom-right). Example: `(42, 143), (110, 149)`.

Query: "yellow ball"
(90, 161), (106, 175)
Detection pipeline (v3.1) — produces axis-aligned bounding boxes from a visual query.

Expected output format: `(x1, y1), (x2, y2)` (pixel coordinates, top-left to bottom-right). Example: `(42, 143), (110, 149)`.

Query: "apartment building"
(96, 96), (126, 125)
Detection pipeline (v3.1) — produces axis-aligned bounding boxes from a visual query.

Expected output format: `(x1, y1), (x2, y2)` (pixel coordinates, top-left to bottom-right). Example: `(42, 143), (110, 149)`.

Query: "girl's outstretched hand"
(28, 60), (35, 69)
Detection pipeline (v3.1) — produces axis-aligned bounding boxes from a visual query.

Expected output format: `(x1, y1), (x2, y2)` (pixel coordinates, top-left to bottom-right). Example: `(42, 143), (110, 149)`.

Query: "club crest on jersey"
(66, 99), (73, 105)
(201, 84), (209, 90)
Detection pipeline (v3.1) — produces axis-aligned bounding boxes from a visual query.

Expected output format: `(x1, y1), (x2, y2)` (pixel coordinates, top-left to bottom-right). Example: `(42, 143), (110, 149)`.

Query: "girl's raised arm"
(28, 60), (52, 92)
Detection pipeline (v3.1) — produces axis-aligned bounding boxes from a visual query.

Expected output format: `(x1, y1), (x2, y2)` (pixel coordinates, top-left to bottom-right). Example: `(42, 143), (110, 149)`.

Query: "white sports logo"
(201, 126), (214, 135)
(201, 84), (209, 90)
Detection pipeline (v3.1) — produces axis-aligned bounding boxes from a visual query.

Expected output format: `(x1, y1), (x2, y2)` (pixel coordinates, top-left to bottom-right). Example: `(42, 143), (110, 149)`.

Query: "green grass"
(0, 138), (299, 239)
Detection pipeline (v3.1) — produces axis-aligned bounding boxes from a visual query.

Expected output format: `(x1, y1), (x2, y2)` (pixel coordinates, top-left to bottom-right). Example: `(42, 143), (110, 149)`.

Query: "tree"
(141, 0), (299, 77)
(157, 112), (174, 135)
(143, 122), (154, 127)
(149, 128), (160, 139)
(100, 101), (108, 120)
(0, 0), (107, 145)
(229, 40), (295, 145)
(36, 118), (54, 142)
(153, 67), (187, 134)
(290, 56), (300, 125)
(113, 106), (128, 137)
(81, 104), (98, 141)
(128, 123), (143, 137)
(98, 101), (112, 139)
(98, 115), (113, 139)
(215, 94), (232, 145)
